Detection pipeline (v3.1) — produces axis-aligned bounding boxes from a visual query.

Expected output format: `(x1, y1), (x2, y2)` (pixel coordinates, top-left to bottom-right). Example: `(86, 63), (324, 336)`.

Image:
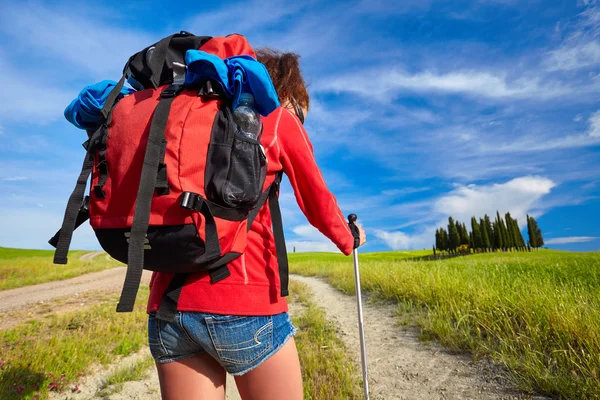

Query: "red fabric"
(90, 90), (213, 229)
(147, 107), (354, 315)
(200, 34), (256, 59)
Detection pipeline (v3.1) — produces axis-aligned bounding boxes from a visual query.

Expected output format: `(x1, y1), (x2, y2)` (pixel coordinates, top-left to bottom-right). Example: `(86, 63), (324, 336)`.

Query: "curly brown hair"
(255, 48), (310, 112)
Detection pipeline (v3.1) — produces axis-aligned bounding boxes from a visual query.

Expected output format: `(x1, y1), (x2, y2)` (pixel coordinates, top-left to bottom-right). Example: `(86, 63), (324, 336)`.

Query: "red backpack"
(50, 32), (288, 321)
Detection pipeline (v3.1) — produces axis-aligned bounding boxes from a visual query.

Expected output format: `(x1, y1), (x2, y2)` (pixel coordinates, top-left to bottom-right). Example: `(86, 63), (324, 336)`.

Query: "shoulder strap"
(268, 172), (289, 297)
(116, 84), (183, 313)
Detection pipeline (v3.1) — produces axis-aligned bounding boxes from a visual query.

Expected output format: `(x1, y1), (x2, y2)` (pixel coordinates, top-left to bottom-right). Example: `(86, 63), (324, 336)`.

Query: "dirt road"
(3, 265), (544, 399)
(0, 267), (152, 313)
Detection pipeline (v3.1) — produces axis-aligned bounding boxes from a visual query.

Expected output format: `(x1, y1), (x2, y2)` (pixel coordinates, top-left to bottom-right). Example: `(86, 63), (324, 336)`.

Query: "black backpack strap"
(49, 196), (90, 248)
(244, 173), (289, 297)
(93, 134), (109, 198)
(53, 128), (105, 264)
(52, 77), (127, 262)
(268, 173), (289, 297)
(155, 140), (170, 196)
(156, 273), (188, 322)
(101, 75), (126, 119)
(116, 84), (183, 313)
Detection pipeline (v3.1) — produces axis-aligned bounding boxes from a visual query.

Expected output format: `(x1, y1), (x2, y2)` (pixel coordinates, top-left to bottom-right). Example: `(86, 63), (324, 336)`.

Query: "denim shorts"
(148, 311), (297, 376)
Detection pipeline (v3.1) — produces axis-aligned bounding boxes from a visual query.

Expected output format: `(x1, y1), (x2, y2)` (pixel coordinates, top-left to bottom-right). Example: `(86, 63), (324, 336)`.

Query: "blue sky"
(0, 0), (599, 252)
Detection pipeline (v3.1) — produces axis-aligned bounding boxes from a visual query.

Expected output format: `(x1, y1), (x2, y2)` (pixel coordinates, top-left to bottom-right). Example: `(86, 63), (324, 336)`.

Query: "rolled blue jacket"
(184, 50), (280, 116)
(64, 80), (135, 130)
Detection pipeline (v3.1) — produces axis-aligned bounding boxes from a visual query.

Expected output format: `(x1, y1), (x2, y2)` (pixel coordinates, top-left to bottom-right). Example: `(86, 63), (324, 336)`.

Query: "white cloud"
(287, 224), (338, 252)
(286, 241), (338, 253)
(588, 110), (600, 137)
(544, 5), (600, 71)
(0, 4), (153, 80)
(0, 176), (28, 181)
(185, 0), (305, 39)
(545, 236), (599, 244)
(319, 68), (570, 101)
(434, 176), (555, 223)
(374, 230), (413, 250)
(476, 109), (600, 153)
(0, 53), (72, 123)
(374, 176), (556, 250)
(546, 41), (600, 71)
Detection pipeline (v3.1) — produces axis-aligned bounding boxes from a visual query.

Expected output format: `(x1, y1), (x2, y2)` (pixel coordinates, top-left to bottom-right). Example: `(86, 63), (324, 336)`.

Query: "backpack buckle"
(161, 84), (184, 98)
(180, 192), (202, 211)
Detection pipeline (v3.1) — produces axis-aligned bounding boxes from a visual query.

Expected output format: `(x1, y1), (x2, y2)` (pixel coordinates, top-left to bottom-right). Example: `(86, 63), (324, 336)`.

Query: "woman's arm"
(277, 109), (355, 255)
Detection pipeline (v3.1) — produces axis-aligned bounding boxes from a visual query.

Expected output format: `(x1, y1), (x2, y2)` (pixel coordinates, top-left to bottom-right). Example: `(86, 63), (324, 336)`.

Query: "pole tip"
(348, 213), (357, 223)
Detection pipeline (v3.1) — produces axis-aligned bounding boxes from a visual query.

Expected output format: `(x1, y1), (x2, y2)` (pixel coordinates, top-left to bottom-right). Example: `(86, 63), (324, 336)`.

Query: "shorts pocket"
(147, 313), (167, 359)
(206, 315), (273, 366)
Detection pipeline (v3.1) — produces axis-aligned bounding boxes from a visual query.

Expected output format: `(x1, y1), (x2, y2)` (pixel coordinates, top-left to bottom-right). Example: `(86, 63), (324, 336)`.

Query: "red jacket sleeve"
(277, 109), (354, 256)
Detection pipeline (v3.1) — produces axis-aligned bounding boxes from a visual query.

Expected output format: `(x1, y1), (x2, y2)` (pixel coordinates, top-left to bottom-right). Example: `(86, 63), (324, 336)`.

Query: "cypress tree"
(493, 221), (504, 251)
(497, 211), (510, 251)
(527, 214), (537, 249)
(484, 214), (495, 251)
(441, 228), (446, 250)
(471, 217), (483, 252)
(508, 214), (526, 251)
(531, 216), (544, 248)
(455, 220), (464, 245)
(480, 217), (490, 251)
(504, 212), (517, 251)
(469, 232), (474, 252)
(462, 223), (470, 245)
(448, 217), (460, 253)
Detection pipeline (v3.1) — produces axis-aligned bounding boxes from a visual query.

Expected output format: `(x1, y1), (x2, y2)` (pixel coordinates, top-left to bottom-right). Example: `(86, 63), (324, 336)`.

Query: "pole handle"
(348, 214), (360, 249)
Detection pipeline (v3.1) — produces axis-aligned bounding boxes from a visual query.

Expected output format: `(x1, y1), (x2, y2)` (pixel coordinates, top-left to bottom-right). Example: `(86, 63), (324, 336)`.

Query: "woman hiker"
(147, 48), (366, 400)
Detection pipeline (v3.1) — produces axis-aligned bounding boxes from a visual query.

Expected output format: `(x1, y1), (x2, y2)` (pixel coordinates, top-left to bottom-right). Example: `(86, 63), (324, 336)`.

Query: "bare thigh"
(234, 337), (303, 400)
(156, 352), (227, 400)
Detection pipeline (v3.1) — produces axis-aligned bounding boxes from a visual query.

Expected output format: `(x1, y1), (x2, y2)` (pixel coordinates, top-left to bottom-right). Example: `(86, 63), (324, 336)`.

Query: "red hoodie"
(147, 106), (355, 316)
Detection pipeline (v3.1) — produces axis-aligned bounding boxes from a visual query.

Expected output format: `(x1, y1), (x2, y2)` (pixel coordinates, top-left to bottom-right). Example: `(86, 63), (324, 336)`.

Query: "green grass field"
(289, 249), (600, 399)
(0, 247), (121, 290)
(2, 246), (599, 398)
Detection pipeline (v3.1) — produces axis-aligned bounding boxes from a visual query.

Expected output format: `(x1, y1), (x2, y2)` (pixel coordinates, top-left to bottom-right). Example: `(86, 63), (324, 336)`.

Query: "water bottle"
(233, 93), (262, 140)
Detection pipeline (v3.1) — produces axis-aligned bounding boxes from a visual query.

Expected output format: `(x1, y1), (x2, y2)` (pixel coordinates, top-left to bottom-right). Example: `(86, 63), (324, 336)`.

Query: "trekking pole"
(348, 214), (370, 400)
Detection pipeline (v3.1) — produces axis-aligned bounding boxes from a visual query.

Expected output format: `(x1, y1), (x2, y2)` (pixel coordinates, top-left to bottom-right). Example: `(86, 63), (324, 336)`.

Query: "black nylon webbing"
(156, 273), (188, 322)
(101, 75), (126, 119)
(53, 128), (104, 264)
(49, 196), (90, 248)
(94, 146), (108, 198)
(198, 199), (222, 261)
(268, 175), (289, 297)
(116, 87), (178, 313)
(155, 138), (170, 195)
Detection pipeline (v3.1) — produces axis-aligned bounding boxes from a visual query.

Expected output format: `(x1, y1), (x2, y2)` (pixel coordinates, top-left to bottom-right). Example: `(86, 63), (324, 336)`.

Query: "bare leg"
(234, 337), (303, 400)
(156, 352), (226, 400)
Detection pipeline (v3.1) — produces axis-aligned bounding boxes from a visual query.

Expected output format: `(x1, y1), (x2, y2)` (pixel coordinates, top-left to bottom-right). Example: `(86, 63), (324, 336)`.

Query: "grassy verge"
(0, 247), (121, 290)
(289, 250), (600, 399)
(96, 355), (155, 397)
(0, 288), (149, 400)
(289, 280), (363, 400)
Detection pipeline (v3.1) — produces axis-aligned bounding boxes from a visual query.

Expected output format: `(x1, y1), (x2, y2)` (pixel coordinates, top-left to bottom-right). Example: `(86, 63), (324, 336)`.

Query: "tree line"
(435, 212), (544, 254)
